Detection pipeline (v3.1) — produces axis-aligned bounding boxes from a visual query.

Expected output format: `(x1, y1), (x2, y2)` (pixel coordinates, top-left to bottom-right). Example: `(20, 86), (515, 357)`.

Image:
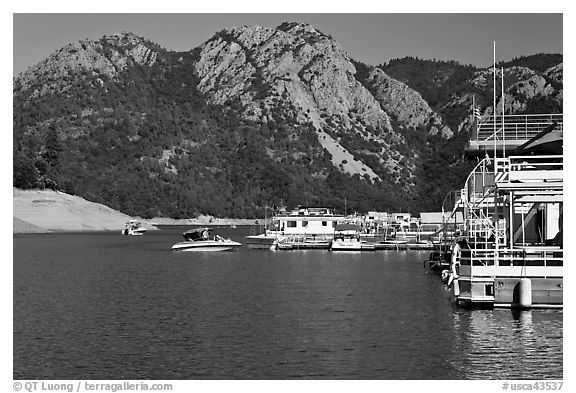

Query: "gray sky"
(13, 13), (563, 75)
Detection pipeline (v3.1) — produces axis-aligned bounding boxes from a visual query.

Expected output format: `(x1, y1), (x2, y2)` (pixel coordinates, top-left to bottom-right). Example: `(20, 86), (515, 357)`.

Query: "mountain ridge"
(13, 24), (563, 218)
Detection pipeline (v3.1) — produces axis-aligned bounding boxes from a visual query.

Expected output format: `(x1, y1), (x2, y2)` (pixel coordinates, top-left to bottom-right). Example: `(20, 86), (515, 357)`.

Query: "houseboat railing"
(441, 190), (463, 218)
(475, 113), (563, 142)
(495, 155), (564, 184)
(458, 249), (563, 281)
(463, 157), (495, 204)
(432, 152), (562, 245)
(460, 157), (507, 243)
(460, 247), (563, 274)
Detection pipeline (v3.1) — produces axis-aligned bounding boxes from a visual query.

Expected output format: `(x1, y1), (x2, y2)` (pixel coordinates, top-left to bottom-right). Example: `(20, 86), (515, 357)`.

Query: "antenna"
(493, 41), (496, 160)
(493, 42), (499, 255)
(502, 67), (505, 157)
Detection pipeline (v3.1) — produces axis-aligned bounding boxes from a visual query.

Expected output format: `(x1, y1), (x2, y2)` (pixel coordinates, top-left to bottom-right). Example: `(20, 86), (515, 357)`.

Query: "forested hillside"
(13, 27), (563, 219)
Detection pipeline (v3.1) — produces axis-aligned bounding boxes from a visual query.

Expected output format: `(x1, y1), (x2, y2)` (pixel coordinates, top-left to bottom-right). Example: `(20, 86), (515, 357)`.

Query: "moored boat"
(171, 227), (241, 251)
(436, 110), (563, 308)
(122, 220), (146, 236)
(246, 206), (344, 248)
(274, 235), (331, 250)
(331, 224), (363, 251)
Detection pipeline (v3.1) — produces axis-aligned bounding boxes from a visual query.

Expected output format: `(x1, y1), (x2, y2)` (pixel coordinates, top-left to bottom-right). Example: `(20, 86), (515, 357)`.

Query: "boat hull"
(171, 241), (241, 252)
(122, 229), (146, 236)
(331, 240), (362, 251)
(276, 241), (331, 250)
(455, 277), (563, 308)
(245, 234), (278, 248)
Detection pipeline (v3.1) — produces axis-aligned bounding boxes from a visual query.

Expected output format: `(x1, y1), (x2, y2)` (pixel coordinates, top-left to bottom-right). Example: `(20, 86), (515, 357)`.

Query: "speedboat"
(171, 227), (241, 251)
(122, 220), (147, 236)
(331, 235), (363, 251)
(331, 224), (363, 251)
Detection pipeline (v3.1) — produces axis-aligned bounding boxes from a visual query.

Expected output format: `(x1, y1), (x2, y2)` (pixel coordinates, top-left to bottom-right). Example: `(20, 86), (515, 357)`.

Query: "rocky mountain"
(13, 23), (563, 218)
(380, 56), (563, 131)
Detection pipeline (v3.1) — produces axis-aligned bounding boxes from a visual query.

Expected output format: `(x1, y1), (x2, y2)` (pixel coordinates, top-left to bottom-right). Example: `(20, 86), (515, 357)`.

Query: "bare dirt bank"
(13, 188), (262, 233)
(13, 188), (156, 233)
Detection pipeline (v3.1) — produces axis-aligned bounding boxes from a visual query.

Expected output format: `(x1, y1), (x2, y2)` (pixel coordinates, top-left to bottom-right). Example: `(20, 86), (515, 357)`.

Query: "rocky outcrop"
(544, 63), (563, 83)
(366, 67), (452, 137)
(467, 65), (562, 116)
(192, 23), (408, 179)
(194, 23), (394, 132)
(17, 32), (160, 98)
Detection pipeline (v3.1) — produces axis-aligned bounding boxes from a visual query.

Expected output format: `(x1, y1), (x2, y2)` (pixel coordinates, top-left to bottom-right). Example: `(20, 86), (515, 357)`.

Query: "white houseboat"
(246, 206), (345, 249)
(443, 112), (563, 308)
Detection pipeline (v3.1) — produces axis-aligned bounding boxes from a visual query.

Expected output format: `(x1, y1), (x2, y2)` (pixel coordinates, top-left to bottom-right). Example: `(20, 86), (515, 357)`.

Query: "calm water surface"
(13, 226), (563, 379)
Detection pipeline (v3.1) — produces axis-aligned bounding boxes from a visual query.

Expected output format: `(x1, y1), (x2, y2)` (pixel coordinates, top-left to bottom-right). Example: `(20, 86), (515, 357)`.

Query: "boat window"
(485, 284), (494, 296)
(322, 221), (327, 226)
(287, 221), (297, 228)
(302, 221), (308, 227)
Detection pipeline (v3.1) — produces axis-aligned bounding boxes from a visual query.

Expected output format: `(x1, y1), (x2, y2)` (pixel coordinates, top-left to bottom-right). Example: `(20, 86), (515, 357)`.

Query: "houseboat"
(442, 112), (563, 308)
(246, 206), (345, 249)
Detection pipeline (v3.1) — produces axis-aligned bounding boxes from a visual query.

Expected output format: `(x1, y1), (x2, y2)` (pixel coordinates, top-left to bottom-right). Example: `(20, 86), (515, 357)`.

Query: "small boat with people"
(122, 220), (147, 236)
(171, 227), (242, 252)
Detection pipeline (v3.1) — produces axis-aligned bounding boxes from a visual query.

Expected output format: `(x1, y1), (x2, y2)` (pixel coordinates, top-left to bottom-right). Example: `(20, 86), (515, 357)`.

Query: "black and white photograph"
(9, 3), (567, 388)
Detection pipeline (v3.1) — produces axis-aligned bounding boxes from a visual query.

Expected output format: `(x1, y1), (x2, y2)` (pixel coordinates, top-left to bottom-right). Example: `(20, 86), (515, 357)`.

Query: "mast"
(502, 67), (505, 157)
(493, 41), (497, 160)
(493, 42), (499, 257)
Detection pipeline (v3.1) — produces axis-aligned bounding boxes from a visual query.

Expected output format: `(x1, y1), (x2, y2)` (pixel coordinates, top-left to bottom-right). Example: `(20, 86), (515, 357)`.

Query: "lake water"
(13, 226), (563, 380)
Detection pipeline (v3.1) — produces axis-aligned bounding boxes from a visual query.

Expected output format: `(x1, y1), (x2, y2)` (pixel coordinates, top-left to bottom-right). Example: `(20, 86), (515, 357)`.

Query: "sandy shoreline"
(13, 188), (263, 233)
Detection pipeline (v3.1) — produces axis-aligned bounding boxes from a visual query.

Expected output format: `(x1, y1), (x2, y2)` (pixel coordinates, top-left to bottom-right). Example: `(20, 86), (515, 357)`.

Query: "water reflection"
(450, 309), (562, 379)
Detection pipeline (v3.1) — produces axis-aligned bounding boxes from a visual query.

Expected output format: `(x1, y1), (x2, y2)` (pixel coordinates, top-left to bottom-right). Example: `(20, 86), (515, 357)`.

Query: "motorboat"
(331, 224), (363, 251)
(122, 220), (147, 236)
(171, 227), (241, 251)
(273, 235), (331, 250)
(331, 236), (363, 251)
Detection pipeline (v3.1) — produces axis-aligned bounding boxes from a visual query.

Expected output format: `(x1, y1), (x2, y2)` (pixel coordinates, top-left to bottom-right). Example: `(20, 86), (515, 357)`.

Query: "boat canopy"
(182, 227), (213, 241)
(335, 224), (361, 232)
(516, 123), (563, 155)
